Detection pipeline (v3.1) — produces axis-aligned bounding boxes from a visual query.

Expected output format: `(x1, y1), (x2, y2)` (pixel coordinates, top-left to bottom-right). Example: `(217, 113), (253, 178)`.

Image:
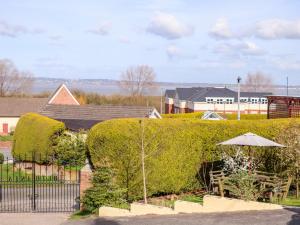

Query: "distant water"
(31, 78), (300, 96)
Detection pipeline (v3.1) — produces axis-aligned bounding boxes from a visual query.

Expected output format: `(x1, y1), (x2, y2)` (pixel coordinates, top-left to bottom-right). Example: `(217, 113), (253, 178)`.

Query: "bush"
(0, 152), (4, 164)
(12, 113), (65, 162)
(54, 131), (86, 166)
(81, 167), (127, 212)
(87, 117), (295, 201)
(162, 112), (267, 120)
(224, 171), (262, 201)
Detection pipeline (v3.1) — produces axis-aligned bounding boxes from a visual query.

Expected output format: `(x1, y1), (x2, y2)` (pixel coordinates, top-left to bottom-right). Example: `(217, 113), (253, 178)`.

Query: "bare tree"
(120, 65), (157, 96)
(0, 59), (34, 96)
(242, 72), (274, 92)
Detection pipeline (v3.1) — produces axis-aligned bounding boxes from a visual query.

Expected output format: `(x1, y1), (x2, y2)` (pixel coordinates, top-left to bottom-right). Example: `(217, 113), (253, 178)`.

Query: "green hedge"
(87, 117), (295, 201)
(12, 113), (65, 161)
(162, 112), (267, 120)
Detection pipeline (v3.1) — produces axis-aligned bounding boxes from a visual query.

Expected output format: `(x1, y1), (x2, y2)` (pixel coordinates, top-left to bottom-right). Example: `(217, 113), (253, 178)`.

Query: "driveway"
(63, 208), (300, 225)
(0, 213), (69, 225)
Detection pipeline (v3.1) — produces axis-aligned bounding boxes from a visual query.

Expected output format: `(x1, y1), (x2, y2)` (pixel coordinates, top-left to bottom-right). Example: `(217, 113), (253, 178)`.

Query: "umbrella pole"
(249, 146), (252, 173)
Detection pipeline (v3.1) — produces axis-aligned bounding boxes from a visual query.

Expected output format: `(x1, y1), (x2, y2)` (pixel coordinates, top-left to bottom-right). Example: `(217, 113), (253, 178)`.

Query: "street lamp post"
(237, 76), (242, 120)
(160, 88), (163, 114)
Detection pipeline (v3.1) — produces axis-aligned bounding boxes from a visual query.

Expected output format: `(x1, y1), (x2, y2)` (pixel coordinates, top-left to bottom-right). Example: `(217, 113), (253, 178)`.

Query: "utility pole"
(139, 119), (147, 204)
(287, 76), (289, 96)
(237, 76), (242, 120)
(160, 88), (163, 114)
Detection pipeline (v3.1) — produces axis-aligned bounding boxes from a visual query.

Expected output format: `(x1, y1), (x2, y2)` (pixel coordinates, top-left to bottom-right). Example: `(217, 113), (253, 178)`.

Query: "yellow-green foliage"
(162, 112), (267, 120)
(12, 113), (65, 161)
(87, 117), (296, 200)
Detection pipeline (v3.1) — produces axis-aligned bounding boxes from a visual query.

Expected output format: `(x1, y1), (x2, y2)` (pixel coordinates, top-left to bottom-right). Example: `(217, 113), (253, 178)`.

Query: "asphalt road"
(63, 208), (300, 225)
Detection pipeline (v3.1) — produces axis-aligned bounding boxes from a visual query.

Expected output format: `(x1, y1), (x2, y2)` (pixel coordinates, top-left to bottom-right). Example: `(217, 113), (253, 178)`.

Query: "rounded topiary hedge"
(87, 117), (295, 201)
(162, 112), (267, 120)
(12, 113), (65, 162)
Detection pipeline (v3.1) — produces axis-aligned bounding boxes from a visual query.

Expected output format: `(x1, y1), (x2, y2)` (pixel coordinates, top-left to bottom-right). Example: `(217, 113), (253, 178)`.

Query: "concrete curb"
(98, 195), (284, 217)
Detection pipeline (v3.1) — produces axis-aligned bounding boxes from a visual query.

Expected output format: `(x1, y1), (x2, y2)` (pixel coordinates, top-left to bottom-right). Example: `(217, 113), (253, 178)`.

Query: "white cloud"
(256, 19), (300, 39)
(209, 18), (233, 39)
(87, 21), (111, 36)
(0, 20), (44, 37)
(49, 35), (62, 41)
(166, 45), (181, 58)
(238, 41), (265, 56)
(119, 36), (131, 44)
(214, 41), (265, 56)
(210, 18), (300, 40)
(197, 59), (246, 69)
(147, 12), (194, 39)
(272, 59), (300, 70)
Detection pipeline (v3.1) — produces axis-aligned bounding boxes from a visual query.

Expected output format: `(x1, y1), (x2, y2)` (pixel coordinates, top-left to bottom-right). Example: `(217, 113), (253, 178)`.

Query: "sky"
(1, 0), (300, 84)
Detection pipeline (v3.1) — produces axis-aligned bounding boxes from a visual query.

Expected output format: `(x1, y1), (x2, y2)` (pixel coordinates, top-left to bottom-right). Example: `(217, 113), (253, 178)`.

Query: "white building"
(165, 87), (271, 115)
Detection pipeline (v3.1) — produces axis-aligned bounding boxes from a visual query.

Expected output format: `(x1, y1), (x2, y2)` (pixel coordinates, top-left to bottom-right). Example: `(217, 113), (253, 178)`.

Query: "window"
(261, 98), (268, 104)
(251, 98), (259, 104)
(240, 97), (249, 103)
(206, 98), (213, 104)
(226, 99), (233, 104)
(216, 99), (223, 104)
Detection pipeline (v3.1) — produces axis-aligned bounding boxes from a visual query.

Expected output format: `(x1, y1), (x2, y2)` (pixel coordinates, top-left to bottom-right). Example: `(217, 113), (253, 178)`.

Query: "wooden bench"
(209, 170), (228, 197)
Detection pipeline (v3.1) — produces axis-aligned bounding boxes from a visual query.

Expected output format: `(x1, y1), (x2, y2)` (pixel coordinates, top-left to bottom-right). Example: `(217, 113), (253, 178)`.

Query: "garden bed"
(146, 191), (204, 209)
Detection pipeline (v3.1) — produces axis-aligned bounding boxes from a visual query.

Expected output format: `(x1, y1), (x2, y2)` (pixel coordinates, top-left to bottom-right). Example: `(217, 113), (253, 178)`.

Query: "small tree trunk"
(297, 168), (299, 199)
(140, 120), (147, 204)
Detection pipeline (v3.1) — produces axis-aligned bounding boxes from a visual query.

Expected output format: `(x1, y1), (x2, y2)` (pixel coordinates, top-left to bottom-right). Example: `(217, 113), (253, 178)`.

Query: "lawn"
(0, 164), (75, 185)
(279, 197), (300, 207)
(148, 193), (204, 209)
(0, 135), (13, 142)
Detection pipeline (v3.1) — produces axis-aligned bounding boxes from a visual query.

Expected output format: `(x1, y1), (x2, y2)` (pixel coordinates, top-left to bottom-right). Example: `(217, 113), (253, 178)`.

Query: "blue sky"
(1, 0), (300, 84)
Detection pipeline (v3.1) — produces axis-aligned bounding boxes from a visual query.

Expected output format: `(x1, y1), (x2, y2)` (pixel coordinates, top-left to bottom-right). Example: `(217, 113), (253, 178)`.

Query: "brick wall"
(50, 86), (79, 105)
(80, 164), (93, 210)
(0, 141), (12, 149)
(165, 103), (174, 114)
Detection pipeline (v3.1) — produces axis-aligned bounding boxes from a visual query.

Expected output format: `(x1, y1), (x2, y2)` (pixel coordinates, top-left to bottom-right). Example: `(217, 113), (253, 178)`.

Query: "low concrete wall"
(203, 195), (283, 212)
(98, 207), (132, 217)
(98, 195), (284, 217)
(130, 203), (176, 216)
(174, 200), (204, 213)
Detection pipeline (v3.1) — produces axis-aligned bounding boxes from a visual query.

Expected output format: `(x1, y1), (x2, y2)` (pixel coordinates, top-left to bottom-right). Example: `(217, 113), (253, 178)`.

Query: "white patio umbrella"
(217, 132), (285, 171)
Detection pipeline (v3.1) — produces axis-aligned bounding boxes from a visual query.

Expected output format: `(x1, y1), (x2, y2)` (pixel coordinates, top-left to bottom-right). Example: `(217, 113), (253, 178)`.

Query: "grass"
(0, 135), (13, 142)
(278, 197), (300, 207)
(70, 210), (94, 220)
(0, 164), (75, 185)
(180, 194), (203, 204)
(148, 193), (204, 209)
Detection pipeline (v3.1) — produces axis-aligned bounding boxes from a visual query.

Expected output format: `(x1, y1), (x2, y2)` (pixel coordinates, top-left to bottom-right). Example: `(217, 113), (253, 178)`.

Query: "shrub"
(0, 152), (4, 164)
(81, 167), (127, 212)
(224, 171), (262, 201)
(162, 112), (267, 120)
(54, 131), (86, 166)
(87, 117), (295, 201)
(12, 113), (65, 162)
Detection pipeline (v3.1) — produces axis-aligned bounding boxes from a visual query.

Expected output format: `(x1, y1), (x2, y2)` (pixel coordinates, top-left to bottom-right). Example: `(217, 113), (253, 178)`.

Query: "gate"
(0, 155), (80, 212)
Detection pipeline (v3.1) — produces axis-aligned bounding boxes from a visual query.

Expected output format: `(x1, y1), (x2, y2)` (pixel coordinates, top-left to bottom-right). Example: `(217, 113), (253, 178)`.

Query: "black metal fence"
(0, 155), (80, 213)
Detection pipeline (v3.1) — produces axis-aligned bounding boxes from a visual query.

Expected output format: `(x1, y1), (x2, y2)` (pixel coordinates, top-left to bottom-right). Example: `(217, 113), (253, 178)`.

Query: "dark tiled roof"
(165, 90), (176, 98)
(176, 87), (203, 100)
(39, 104), (158, 123)
(172, 87), (272, 102)
(188, 87), (236, 102)
(0, 97), (48, 117)
(240, 92), (272, 98)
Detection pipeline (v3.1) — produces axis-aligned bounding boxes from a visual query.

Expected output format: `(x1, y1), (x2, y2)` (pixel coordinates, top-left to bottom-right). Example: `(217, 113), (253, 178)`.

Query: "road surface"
(63, 208), (300, 225)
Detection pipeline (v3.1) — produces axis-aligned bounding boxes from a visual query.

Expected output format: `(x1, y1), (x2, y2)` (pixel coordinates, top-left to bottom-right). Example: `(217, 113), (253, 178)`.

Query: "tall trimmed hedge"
(12, 113), (65, 161)
(162, 112), (267, 120)
(87, 118), (296, 201)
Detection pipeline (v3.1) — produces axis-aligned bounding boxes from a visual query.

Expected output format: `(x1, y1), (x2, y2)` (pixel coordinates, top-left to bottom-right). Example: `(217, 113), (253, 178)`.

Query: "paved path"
(0, 213), (69, 225)
(63, 208), (300, 225)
